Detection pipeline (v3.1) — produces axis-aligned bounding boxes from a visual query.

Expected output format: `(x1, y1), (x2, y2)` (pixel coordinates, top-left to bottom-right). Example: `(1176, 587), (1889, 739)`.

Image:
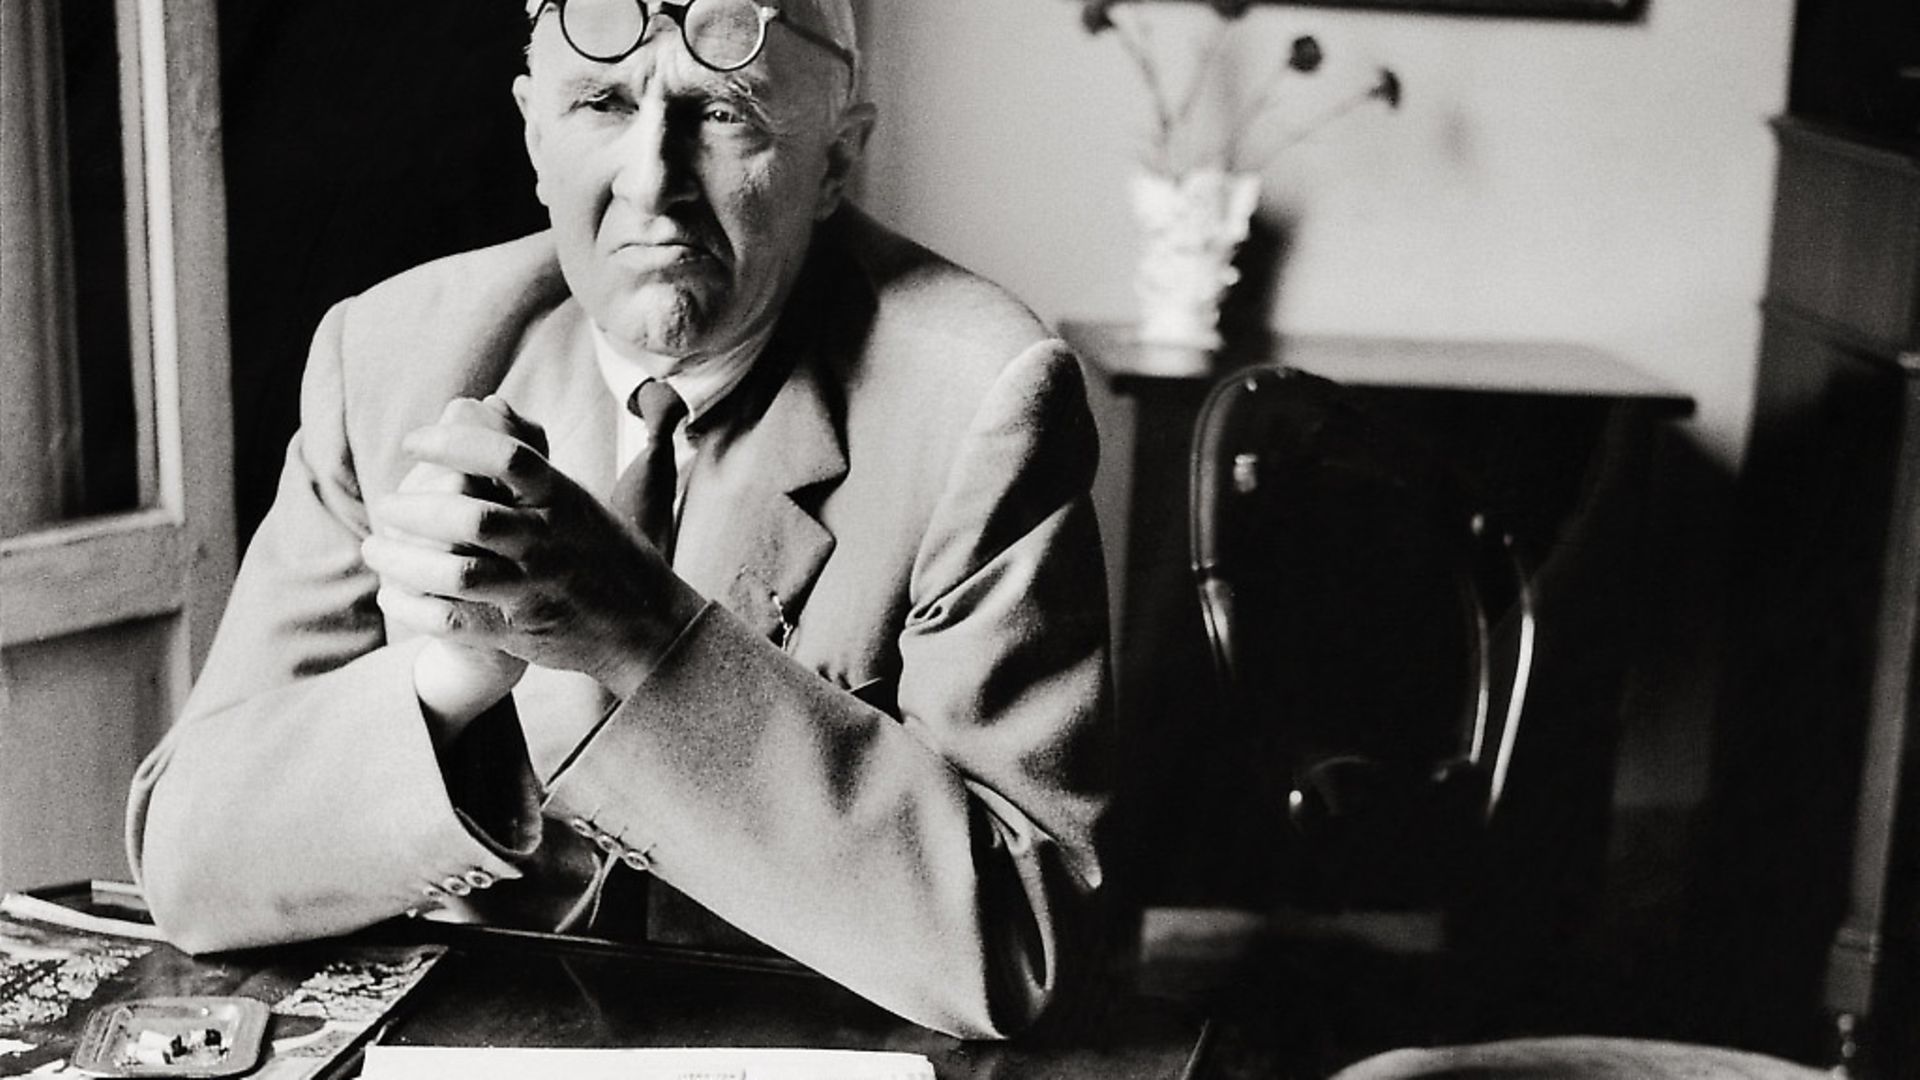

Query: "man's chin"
(599, 288), (730, 359)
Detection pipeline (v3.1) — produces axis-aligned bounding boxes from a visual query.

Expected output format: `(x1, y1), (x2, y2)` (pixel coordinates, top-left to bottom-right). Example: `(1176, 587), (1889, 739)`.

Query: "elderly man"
(127, 0), (1111, 1041)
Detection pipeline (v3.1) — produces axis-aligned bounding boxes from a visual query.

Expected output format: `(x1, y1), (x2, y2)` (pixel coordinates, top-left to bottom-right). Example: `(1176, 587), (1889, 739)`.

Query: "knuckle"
(450, 554), (487, 592)
(471, 503), (511, 542)
(504, 443), (542, 480)
(493, 597), (525, 630)
(404, 462), (462, 494)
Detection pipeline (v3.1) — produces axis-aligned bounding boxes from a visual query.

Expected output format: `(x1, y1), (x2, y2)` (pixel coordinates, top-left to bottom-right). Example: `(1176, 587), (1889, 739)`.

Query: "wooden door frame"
(0, 0), (233, 687)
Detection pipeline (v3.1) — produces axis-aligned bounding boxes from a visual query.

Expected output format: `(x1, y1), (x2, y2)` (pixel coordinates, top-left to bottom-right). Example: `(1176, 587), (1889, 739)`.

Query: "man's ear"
(512, 73), (551, 207)
(814, 102), (877, 221)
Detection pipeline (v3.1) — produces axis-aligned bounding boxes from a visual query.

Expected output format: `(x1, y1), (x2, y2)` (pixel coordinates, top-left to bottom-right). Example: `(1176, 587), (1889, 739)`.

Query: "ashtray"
(71, 996), (270, 1077)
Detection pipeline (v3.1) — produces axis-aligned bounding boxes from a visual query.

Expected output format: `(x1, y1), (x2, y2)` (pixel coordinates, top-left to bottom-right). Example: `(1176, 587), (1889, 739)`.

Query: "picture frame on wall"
(1239, 0), (1645, 17)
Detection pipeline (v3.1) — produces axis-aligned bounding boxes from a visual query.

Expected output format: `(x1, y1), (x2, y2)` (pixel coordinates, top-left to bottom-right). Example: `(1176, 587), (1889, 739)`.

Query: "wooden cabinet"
(1716, 118), (1920, 1073)
(1786, 0), (1920, 145)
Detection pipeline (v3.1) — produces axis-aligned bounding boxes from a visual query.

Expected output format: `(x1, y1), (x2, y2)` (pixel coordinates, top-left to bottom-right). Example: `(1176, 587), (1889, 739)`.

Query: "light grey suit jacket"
(127, 208), (1114, 1038)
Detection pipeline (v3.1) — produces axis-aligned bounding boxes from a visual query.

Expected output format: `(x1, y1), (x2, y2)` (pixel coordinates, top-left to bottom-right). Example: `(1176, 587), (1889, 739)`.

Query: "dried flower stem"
(1241, 79), (1388, 173)
(1171, 19), (1237, 145)
(1225, 55), (1304, 169)
(1087, 2), (1398, 177)
(1109, 10), (1177, 173)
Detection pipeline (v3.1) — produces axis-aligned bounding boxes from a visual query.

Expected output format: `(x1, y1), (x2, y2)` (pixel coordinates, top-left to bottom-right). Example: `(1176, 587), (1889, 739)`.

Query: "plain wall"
(853, 0), (1796, 466)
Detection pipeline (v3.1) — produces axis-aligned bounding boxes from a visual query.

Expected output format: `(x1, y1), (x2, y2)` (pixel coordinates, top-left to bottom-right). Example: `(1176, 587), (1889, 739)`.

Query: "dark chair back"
(1190, 366), (1535, 908)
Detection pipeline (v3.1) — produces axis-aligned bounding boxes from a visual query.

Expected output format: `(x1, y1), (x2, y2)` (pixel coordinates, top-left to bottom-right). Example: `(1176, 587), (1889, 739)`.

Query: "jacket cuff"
(537, 600), (726, 859)
(438, 694), (543, 861)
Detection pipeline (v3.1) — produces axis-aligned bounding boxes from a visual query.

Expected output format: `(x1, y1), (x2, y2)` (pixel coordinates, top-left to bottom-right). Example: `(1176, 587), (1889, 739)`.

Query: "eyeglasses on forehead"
(527, 0), (855, 74)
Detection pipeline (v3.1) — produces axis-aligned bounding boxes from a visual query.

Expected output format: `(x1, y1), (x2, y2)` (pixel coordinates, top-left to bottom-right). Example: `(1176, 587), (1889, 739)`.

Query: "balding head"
(522, 0), (861, 102)
(798, 0), (859, 86)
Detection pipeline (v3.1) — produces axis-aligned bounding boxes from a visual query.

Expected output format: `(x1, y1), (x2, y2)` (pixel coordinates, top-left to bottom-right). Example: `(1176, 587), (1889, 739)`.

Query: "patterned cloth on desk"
(1330, 1036), (1828, 1079)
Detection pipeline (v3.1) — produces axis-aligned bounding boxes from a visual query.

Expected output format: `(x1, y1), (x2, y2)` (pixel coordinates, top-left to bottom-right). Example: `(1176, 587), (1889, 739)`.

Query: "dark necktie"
(588, 379), (686, 941)
(609, 379), (689, 557)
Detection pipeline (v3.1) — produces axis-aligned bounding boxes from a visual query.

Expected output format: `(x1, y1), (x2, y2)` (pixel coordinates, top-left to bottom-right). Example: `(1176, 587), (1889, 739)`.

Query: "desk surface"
(388, 930), (1207, 1080)
(1062, 321), (1695, 409)
(0, 888), (1209, 1080)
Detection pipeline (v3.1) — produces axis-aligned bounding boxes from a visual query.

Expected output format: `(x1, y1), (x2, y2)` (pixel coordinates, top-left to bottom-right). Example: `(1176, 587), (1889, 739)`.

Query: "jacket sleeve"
(126, 298), (544, 952)
(539, 340), (1115, 1039)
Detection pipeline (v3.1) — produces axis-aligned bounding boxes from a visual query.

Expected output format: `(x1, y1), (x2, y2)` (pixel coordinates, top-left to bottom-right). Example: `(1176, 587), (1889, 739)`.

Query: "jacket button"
(594, 832), (622, 854)
(620, 848), (652, 871)
(443, 875), (472, 897)
(568, 817), (596, 837)
(464, 869), (495, 890)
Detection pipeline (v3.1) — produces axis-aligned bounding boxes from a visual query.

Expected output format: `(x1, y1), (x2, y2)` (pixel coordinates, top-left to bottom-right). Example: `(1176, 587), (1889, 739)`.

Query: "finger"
(402, 424), (556, 506)
(430, 400), (528, 502)
(396, 457), (477, 497)
(481, 394), (549, 456)
(373, 491), (540, 558)
(442, 395), (518, 435)
(375, 584), (509, 643)
(363, 533), (519, 601)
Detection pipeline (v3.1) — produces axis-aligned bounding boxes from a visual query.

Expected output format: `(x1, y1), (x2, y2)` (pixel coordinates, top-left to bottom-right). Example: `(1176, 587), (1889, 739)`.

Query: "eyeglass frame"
(527, 0), (857, 75)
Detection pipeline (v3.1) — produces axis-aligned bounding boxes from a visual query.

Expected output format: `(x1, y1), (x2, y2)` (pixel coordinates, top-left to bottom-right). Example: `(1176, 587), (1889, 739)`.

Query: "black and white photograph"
(3, 0), (1918, 1076)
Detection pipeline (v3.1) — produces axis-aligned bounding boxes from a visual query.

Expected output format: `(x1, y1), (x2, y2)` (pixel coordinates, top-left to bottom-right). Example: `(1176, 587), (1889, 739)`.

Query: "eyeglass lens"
(560, 0), (770, 70)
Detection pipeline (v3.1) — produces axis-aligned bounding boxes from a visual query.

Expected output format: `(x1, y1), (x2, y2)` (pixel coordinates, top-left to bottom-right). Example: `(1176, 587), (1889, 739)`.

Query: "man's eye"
(572, 90), (628, 114)
(701, 104), (748, 127)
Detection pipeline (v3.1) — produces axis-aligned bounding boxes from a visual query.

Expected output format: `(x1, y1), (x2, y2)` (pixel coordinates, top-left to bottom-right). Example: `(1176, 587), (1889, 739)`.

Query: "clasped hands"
(361, 396), (703, 736)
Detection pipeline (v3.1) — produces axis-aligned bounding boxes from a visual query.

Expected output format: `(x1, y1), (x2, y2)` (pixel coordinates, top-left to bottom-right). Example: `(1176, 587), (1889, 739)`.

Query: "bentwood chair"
(1189, 365), (1535, 910)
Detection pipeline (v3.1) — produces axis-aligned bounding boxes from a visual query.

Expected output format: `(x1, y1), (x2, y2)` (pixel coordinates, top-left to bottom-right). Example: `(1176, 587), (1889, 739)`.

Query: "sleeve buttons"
(442, 875), (473, 897)
(464, 869), (496, 890)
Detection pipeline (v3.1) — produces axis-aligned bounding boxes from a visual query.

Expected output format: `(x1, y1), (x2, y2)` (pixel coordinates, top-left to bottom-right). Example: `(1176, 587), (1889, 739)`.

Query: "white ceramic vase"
(1129, 168), (1262, 362)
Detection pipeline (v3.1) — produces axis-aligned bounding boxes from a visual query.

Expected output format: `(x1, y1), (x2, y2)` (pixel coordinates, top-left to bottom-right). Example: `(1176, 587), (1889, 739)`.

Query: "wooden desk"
(385, 929), (1208, 1080)
(1063, 322), (1692, 949)
(0, 886), (1210, 1080)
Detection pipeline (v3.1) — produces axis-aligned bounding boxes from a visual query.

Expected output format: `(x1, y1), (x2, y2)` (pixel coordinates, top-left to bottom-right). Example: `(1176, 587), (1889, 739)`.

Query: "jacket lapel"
(497, 300), (617, 500)
(674, 339), (847, 643)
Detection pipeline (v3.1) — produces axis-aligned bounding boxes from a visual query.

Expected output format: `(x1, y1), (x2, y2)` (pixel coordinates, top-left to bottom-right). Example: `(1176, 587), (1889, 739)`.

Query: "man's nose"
(609, 97), (697, 212)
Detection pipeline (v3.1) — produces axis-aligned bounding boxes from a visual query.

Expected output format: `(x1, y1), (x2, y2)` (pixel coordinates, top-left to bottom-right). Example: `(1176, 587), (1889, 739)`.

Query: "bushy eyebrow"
(718, 71), (772, 106)
(552, 66), (776, 112)
(555, 72), (620, 102)
(710, 73), (788, 125)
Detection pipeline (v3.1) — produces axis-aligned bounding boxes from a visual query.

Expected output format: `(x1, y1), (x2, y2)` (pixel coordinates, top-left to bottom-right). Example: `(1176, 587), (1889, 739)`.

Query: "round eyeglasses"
(529, 0), (856, 74)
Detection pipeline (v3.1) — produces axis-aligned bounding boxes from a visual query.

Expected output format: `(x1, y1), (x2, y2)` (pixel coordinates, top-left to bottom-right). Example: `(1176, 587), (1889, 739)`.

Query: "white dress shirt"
(587, 322), (768, 506)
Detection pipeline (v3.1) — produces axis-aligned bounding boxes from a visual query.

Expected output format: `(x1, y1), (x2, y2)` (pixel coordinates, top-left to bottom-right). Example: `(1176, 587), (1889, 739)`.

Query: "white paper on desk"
(359, 1045), (936, 1080)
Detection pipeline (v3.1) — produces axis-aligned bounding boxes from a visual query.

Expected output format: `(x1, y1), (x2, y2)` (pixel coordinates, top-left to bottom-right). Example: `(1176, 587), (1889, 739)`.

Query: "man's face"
(514, 6), (867, 367)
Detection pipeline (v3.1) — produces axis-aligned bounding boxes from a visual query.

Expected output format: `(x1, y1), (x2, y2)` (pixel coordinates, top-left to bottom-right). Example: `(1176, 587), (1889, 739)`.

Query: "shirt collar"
(588, 321), (767, 428)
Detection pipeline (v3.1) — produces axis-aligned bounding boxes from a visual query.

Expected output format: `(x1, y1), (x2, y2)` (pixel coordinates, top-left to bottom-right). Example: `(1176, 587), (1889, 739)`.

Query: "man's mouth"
(610, 240), (715, 273)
